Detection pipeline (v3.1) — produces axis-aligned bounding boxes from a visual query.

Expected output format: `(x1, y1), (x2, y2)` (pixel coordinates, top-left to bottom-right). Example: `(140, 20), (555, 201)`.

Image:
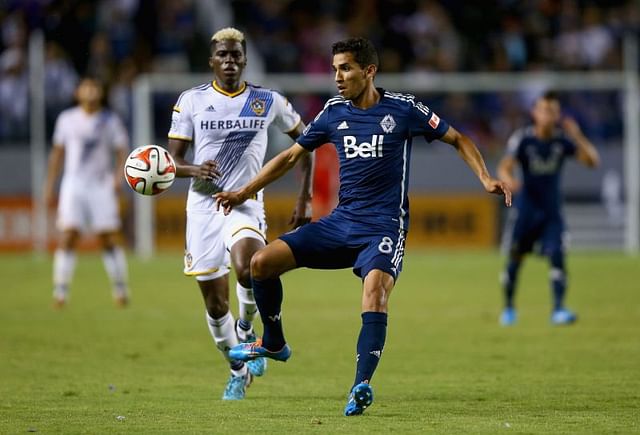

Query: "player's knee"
(235, 265), (252, 288)
(206, 297), (229, 318)
(250, 250), (274, 281)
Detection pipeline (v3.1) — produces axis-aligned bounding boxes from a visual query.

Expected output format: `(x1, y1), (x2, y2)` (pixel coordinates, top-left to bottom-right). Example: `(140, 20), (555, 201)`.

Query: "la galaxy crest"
(250, 98), (266, 116)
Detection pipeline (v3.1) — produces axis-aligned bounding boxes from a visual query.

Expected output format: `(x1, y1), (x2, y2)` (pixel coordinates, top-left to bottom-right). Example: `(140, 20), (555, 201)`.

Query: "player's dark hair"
(541, 90), (560, 102)
(332, 37), (379, 69)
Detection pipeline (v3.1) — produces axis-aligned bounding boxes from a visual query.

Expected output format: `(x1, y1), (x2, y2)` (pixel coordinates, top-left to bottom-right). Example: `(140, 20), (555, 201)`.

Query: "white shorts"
(184, 199), (267, 279)
(57, 178), (120, 233)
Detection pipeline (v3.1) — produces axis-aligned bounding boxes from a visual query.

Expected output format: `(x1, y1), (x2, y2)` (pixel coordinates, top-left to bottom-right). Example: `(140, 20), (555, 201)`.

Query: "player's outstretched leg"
(229, 277), (291, 362)
(500, 256), (521, 326)
(343, 311), (387, 416)
(549, 250), (577, 325)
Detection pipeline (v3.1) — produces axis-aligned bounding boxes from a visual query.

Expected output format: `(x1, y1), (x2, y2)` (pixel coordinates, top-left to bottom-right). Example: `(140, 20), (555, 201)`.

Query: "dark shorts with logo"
(279, 212), (406, 281)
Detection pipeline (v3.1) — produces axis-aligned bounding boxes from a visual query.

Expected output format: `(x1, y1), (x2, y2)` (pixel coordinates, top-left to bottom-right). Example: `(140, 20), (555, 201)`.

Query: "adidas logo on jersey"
(337, 120), (349, 130)
(205, 105), (216, 112)
(344, 135), (384, 159)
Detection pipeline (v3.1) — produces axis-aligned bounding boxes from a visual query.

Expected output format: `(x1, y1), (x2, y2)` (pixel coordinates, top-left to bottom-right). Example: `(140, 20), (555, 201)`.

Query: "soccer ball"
(124, 145), (176, 195)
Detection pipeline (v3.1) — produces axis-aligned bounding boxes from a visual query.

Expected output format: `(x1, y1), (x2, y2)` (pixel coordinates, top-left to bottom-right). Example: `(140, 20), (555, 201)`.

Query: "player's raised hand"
(483, 177), (512, 207)
(289, 198), (312, 228)
(214, 190), (246, 215)
(195, 160), (221, 181)
(561, 117), (583, 139)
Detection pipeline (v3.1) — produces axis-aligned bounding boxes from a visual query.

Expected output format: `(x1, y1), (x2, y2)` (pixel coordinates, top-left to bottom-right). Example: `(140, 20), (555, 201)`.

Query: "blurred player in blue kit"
(215, 37), (511, 415)
(497, 91), (600, 326)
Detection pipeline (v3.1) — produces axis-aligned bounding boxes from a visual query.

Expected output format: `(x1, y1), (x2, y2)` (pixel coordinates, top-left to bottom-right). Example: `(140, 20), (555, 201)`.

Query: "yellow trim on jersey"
(231, 226), (266, 240)
(212, 80), (247, 97)
(168, 134), (192, 141)
(184, 267), (220, 276)
(173, 106), (181, 112)
(284, 118), (302, 134)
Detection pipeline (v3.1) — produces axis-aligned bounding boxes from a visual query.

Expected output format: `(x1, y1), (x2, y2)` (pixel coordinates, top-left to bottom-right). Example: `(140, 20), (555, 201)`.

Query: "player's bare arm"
(215, 143), (310, 215)
(497, 154), (521, 193)
(168, 138), (221, 180)
(44, 145), (64, 207)
(440, 125), (512, 207)
(561, 117), (600, 168)
(114, 147), (128, 194)
(287, 122), (314, 227)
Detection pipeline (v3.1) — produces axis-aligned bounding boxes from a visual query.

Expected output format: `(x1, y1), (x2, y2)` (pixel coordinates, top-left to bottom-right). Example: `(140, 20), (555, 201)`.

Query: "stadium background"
(0, 0), (637, 253)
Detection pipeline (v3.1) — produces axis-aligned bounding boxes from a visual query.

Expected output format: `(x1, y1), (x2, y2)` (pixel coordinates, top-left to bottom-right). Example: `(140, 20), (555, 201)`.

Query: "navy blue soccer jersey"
(506, 126), (576, 213)
(297, 89), (449, 231)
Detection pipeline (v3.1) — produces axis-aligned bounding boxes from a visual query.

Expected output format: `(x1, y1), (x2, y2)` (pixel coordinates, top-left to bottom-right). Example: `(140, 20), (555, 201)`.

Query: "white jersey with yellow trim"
(168, 81), (301, 211)
(53, 106), (129, 184)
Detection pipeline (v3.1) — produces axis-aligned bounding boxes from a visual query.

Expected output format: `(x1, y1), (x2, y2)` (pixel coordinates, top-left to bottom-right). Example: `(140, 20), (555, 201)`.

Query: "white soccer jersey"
(168, 81), (301, 210)
(53, 107), (129, 183)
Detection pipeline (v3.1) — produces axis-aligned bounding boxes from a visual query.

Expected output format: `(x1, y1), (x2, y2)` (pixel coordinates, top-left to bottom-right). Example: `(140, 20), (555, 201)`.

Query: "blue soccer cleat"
(229, 339), (292, 362)
(246, 356), (267, 377)
(344, 383), (374, 416)
(221, 372), (252, 400)
(551, 308), (577, 325)
(234, 321), (267, 376)
(500, 307), (517, 326)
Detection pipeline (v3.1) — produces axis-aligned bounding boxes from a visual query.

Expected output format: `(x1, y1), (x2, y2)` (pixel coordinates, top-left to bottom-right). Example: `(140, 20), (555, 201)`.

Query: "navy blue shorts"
(509, 208), (565, 256)
(279, 213), (407, 281)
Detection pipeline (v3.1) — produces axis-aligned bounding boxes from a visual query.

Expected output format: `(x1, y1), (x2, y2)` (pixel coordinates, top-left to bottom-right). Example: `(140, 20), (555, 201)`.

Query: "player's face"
(76, 79), (103, 106)
(209, 40), (246, 86)
(532, 98), (561, 129)
(332, 52), (371, 101)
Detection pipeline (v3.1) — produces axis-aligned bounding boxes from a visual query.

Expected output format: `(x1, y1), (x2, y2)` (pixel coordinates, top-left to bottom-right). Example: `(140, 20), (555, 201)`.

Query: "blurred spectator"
(45, 41), (78, 125)
(0, 48), (29, 140)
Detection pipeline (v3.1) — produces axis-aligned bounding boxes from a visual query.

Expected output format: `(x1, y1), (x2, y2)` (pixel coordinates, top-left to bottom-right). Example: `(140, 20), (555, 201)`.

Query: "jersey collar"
(212, 80), (247, 97)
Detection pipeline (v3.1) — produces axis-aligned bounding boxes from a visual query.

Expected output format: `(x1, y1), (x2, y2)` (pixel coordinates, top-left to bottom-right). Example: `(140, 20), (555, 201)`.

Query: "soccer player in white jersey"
(44, 77), (130, 308)
(167, 28), (313, 400)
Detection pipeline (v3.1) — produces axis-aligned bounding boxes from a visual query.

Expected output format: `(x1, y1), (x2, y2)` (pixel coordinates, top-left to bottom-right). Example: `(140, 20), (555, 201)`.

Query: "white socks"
(102, 247), (129, 297)
(206, 311), (240, 364)
(53, 249), (76, 299)
(236, 283), (257, 322)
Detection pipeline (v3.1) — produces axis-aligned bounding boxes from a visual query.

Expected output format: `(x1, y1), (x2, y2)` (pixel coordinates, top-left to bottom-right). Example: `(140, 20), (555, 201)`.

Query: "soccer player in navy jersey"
(215, 37), (511, 415)
(497, 91), (600, 327)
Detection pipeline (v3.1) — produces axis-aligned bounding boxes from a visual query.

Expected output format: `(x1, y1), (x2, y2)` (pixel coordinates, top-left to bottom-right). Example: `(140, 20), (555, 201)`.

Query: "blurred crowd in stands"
(0, 0), (637, 151)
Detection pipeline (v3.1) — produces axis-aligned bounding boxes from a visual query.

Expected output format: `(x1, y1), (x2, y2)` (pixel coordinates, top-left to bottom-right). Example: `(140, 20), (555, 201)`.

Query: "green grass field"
(1, 250), (639, 434)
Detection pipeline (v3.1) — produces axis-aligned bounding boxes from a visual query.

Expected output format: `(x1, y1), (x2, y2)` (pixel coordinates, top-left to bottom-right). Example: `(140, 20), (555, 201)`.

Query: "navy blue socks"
(251, 277), (285, 351)
(353, 312), (387, 388)
(503, 258), (521, 308)
(550, 250), (566, 310)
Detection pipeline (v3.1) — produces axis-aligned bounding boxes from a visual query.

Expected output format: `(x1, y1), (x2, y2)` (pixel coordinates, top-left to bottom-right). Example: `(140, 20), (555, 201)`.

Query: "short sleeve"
(168, 91), (194, 141)
(296, 104), (330, 151)
(109, 113), (129, 149)
(272, 92), (301, 134)
(52, 113), (66, 147)
(408, 100), (450, 142)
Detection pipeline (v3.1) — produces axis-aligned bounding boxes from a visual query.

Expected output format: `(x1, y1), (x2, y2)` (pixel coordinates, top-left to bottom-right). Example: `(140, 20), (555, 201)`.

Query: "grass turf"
(0, 251), (638, 434)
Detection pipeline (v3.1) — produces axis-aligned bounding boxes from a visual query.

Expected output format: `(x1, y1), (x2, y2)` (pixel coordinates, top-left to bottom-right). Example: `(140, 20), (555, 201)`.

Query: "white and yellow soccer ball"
(124, 145), (176, 196)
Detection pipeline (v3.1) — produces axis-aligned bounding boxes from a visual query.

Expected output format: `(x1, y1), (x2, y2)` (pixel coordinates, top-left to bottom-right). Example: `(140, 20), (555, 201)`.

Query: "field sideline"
(1, 251), (638, 434)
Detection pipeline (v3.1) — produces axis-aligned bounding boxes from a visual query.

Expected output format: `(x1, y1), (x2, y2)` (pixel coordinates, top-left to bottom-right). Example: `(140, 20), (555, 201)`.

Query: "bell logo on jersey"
(344, 135), (384, 159)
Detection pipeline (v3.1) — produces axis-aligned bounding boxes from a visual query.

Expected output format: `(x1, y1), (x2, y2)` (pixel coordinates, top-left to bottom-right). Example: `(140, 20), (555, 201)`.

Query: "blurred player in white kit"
(44, 77), (130, 308)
